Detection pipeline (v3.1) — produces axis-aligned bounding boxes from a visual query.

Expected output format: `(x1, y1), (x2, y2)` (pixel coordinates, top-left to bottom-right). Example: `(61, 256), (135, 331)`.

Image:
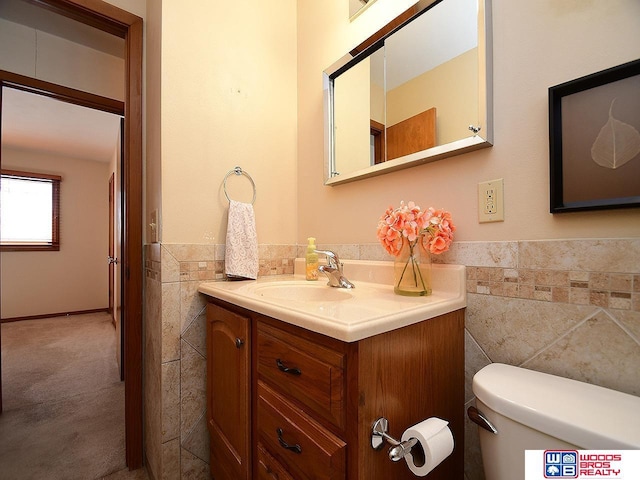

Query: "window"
(1, 169), (61, 251)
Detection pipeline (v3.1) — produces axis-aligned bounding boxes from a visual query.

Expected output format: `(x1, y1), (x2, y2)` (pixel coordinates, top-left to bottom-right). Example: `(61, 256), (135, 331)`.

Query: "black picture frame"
(549, 59), (640, 213)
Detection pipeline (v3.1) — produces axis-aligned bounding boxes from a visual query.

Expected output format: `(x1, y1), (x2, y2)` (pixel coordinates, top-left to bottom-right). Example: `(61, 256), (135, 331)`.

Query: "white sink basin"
(250, 281), (353, 302)
(198, 259), (466, 342)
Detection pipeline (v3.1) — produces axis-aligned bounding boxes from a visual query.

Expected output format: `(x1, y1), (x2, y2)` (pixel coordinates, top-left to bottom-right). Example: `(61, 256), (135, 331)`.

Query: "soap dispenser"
(305, 237), (319, 281)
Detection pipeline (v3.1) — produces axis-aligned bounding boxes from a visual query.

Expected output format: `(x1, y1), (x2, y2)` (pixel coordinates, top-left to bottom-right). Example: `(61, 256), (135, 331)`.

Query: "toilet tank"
(472, 363), (640, 480)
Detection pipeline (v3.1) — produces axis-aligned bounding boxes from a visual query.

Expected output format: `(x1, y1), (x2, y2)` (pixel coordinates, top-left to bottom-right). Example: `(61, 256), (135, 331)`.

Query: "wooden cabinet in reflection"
(386, 107), (437, 161)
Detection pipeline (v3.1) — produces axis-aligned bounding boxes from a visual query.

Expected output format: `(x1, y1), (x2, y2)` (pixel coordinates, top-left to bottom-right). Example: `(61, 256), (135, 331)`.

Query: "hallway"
(0, 313), (145, 479)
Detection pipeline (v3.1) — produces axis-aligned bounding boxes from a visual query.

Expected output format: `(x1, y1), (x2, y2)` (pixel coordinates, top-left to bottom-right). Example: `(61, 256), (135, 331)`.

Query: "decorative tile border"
(145, 243), (161, 281)
(147, 240), (640, 312)
(179, 261), (222, 282)
(145, 244), (297, 283)
(466, 267), (639, 311)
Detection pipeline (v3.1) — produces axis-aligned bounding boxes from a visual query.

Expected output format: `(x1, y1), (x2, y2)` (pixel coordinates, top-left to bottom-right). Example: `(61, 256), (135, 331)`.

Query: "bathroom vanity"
(199, 261), (466, 480)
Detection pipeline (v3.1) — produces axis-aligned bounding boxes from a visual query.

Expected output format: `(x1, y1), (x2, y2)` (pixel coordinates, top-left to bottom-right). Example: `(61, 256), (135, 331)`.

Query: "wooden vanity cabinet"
(206, 298), (465, 480)
(206, 303), (251, 480)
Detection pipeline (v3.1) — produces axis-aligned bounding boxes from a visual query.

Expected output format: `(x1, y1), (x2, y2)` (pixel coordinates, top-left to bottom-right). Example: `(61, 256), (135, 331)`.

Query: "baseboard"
(1, 308), (110, 323)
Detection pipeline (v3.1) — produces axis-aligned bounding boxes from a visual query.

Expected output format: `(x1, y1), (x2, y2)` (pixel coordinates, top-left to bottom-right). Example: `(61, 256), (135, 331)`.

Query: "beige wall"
(143, 1), (298, 478)
(155, 0), (297, 246)
(145, 0), (161, 245)
(1, 148), (110, 318)
(297, 0), (640, 244)
(142, 1), (162, 478)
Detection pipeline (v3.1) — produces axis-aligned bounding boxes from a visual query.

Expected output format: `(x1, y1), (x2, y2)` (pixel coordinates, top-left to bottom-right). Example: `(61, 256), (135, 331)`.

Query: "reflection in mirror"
(385, 0), (478, 152)
(349, 0), (379, 20)
(333, 48), (385, 175)
(325, 0), (492, 185)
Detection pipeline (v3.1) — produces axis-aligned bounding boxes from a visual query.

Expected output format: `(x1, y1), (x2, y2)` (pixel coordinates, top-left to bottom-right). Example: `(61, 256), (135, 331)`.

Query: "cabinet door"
(206, 303), (251, 480)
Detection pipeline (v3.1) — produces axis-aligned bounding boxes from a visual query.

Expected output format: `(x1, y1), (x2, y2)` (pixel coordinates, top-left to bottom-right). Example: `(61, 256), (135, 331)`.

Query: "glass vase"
(393, 236), (432, 296)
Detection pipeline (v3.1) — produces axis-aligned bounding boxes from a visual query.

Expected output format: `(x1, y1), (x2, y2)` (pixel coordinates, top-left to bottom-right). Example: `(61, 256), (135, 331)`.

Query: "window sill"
(0, 244), (60, 252)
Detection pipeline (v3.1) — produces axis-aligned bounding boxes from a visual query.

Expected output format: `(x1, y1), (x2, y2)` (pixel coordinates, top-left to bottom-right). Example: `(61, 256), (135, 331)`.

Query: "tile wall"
(439, 239), (640, 480)
(143, 244), (296, 480)
(143, 238), (640, 480)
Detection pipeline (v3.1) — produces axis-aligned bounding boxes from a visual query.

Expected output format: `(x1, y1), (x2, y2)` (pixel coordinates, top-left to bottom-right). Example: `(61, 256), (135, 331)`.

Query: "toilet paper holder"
(371, 417), (419, 462)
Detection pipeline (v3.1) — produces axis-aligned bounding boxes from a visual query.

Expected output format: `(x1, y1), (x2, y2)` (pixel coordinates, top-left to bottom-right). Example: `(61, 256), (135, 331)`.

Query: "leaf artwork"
(590, 98), (640, 169)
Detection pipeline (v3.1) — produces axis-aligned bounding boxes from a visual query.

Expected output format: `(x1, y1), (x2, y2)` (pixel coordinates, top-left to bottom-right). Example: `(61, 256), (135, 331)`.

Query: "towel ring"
(223, 166), (257, 205)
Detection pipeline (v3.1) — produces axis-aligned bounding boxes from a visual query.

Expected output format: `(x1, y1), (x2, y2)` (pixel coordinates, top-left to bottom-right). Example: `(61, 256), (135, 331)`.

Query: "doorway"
(0, 0), (143, 469)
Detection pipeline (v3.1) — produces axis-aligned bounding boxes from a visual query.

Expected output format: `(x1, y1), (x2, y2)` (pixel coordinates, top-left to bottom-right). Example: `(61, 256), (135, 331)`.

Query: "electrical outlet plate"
(478, 179), (504, 223)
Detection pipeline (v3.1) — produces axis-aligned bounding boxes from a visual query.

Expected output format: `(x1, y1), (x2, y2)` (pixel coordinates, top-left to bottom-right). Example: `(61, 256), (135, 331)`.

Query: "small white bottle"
(305, 237), (319, 281)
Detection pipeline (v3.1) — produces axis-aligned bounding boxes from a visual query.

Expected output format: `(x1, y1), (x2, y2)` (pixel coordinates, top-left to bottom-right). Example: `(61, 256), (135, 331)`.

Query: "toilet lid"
(472, 363), (640, 449)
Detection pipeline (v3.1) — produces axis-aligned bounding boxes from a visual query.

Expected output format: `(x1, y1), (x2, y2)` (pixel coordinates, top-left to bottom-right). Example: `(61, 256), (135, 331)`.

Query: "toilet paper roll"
(401, 417), (454, 477)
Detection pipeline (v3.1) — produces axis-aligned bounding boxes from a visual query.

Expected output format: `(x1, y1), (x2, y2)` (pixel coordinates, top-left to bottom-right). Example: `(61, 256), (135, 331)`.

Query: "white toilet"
(470, 363), (640, 480)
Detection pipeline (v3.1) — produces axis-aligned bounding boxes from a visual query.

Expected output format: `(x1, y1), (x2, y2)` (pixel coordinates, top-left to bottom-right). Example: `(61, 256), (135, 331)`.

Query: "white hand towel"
(225, 200), (259, 280)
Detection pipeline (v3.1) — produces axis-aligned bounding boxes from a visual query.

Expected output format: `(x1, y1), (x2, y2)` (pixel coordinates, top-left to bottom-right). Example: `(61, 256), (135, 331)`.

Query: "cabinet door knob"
(276, 358), (301, 376)
(235, 338), (244, 348)
(276, 428), (302, 454)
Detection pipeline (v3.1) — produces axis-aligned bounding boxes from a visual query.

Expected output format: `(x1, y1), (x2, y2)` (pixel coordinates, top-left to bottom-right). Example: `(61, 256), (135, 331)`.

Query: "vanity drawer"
(257, 321), (345, 428)
(257, 442), (295, 480)
(257, 381), (346, 480)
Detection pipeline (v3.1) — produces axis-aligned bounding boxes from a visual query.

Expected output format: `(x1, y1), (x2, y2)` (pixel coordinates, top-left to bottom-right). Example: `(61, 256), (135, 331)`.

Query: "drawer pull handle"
(276, 428), (302, 454)
(263, 465), (279, 480)
(276, 358), (301, 376)
(235, 338), (244, 348)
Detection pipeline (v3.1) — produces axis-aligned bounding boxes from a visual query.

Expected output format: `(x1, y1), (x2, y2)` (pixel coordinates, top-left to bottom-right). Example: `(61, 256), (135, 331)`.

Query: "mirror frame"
(323, 0), (493, 185)
(349, 0), (379, 21)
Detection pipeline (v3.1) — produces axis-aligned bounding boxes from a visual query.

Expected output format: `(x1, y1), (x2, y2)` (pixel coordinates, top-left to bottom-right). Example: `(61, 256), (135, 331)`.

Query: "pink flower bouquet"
(377, 201), (456, 296)
(377, 201), (456, 256)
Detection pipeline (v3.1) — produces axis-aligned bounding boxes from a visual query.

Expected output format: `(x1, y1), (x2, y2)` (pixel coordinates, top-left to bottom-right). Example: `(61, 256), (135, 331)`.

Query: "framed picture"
(549, 59), (640, 213)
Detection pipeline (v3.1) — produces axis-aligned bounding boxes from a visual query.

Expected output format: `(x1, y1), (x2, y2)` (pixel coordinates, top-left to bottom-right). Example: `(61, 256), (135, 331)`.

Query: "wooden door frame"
(109, 172), (115, 322)
(0, 0), (143, 469)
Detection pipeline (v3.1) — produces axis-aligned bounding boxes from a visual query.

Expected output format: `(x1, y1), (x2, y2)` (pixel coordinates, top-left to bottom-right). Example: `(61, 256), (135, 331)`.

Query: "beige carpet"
(0, 313), (134, 480)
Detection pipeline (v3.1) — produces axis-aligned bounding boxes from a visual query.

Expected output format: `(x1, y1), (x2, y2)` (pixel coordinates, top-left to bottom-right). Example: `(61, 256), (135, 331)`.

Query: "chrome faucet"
(314, 250), (355, 289)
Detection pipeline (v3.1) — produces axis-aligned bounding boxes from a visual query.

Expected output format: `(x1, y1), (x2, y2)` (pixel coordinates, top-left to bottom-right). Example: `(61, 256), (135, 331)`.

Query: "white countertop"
(198, 259), (466, 342)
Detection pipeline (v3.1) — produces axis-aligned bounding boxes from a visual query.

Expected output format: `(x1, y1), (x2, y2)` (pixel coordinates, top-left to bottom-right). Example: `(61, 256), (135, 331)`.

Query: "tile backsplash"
(144, 238), (639, 480)
(437, 239), (639, 480)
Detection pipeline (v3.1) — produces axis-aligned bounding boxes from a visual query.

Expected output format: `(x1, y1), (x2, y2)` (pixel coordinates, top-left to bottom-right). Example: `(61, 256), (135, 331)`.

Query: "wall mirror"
(324, 0), (493, 185)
